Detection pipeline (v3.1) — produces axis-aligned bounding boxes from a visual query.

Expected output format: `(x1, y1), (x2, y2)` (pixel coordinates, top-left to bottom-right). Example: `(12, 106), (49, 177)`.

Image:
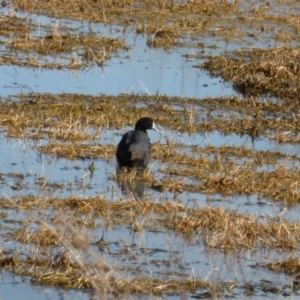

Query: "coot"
(116, 117), (158, 168)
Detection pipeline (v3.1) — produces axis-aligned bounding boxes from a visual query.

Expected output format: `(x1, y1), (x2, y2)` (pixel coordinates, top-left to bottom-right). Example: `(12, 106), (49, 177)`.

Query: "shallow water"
(0, 133), (299, 298)
(0, 17), (233, 98)
(0, 272), (89, 300)
(1, 0), (300, 299)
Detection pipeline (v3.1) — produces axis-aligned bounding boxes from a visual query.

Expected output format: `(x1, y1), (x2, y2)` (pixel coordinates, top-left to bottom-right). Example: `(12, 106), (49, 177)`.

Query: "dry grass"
(3, 0), (298, 56)
(39, 143), (115, 159)
(0, 14), (128, 69)
(8, 195), (300, 250)
(158, 161), (300, 203)
(201, 47), (300, 99)
(1, 92), (300, 142)
(0, 1), (300, 298)
(0, 252), (212, 294)
(262, 256), (300, 275)
(1, 93), (300, 203)
(0, 91), (299, 297)
(12, 0), (240, 24)
(0, 195), (299, 297)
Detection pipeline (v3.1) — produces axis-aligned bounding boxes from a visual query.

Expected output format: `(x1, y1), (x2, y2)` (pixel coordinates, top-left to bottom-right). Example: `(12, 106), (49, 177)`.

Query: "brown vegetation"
(0, 0), (300, 298)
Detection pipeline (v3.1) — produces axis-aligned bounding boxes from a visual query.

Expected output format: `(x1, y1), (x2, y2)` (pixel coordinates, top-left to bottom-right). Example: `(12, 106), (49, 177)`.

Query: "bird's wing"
(128, 133), (150, 162)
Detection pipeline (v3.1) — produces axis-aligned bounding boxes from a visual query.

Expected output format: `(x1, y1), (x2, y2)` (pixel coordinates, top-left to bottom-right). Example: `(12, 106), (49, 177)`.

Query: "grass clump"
(11, 0), (300, 51)
(201, 47), (300, 99)
(1, 92), (300, 203)
(2, 92), (300, 143)
(1, 195), (300, 297)
(9, 195), (300, 250)
(0, 14), (128, 69)
(263, 256), (300, 275)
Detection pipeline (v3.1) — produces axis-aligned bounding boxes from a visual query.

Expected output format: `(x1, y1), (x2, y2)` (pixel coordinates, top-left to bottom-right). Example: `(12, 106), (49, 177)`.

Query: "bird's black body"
(116, 117), (157, 168)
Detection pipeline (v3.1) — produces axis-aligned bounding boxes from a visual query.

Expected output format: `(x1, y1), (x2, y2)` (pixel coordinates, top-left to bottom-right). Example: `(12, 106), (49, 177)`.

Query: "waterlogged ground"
(1, 0), (300, 299)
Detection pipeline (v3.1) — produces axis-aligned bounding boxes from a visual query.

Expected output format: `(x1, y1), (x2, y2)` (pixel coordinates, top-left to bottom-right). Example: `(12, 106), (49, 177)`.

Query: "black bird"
(116, 117), (158, 168)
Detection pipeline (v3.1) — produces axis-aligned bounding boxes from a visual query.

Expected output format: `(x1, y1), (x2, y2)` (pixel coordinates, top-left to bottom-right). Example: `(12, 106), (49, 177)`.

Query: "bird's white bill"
(152, 123), (159, 133)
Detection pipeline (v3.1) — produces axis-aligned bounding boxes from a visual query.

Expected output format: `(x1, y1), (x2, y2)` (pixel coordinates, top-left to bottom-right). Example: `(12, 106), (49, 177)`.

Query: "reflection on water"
(0, 271), (89, 300)
(0, 9), (235, 99)
(1, 1), (300, 299)
(115, 167), (150, 201)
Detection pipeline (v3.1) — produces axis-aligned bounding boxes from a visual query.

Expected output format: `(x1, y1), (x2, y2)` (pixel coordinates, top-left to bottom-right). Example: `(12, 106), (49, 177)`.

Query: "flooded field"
(1, 0), (300, 299)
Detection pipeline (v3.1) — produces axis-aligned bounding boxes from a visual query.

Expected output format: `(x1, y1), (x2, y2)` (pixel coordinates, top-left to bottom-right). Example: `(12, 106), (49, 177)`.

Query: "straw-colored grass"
(0, 14), (128, 69)
(8, 196), (300, 250)
(1, 195), (299, 296)
(1, 93), (300, 204)
(0, 0), (300, 298)
(1, 93), (300, 143)
(201, 47), (300, 99)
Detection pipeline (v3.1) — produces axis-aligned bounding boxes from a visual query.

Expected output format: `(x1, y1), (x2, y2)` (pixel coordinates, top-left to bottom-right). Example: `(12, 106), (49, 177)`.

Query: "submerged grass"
(0, 14), (128, 69)
(0, 253), (212, 295)
(0, 194), (299, 297)
(0, 0), (297, 69)
(1, 93), (300, 204)
(1, 92), (300, 142)
(11, 0), (300, 48)
(262, 256), (300, 276)
(7, 195), (300, 250)
(1, 96), (300, 296)
(201, 47), (300, 99)
(1, 1), (300, 297)
(0, 86), (296, 295)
